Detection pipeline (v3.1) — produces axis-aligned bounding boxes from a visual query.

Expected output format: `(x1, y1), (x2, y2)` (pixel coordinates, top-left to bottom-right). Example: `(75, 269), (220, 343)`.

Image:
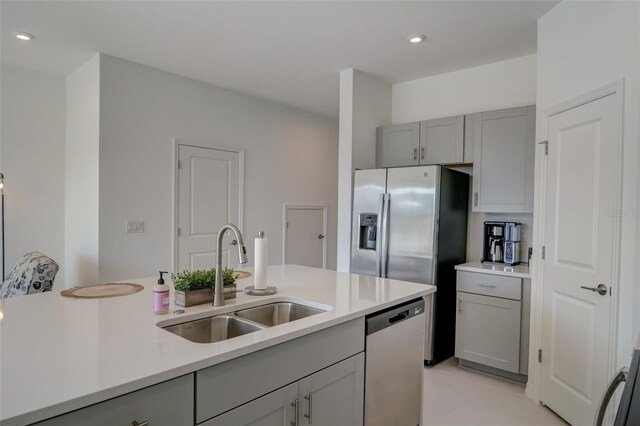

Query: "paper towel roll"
(254, 233), (268, 290)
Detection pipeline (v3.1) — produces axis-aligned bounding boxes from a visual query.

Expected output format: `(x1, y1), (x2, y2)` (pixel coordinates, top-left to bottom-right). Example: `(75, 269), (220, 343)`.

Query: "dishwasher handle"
(388, 311), (410, 324)
(366, 298), (425, 335)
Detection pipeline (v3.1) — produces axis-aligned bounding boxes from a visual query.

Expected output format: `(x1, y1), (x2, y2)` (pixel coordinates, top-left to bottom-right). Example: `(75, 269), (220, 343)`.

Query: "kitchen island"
(0, 265), (434, 425)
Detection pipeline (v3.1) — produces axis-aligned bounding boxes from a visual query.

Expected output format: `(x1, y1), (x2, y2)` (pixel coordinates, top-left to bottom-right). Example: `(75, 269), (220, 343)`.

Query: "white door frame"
(171, 138), (245, 272)
(527, 79), (624, 404)
(283, 204), (328, 269)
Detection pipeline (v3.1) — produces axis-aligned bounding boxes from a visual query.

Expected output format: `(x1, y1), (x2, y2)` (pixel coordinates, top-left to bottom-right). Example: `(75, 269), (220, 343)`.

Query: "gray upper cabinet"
(420, 115), (465, 165)
(376, 122), (420, 168)
(471, 105), (535, 213)
(376, 116), (465, 168)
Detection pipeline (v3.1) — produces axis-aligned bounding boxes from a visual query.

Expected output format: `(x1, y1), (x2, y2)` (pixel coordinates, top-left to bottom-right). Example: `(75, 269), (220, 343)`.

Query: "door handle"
(413, 147), (418, 161)
(317, 234), (325, 240)
(421, 147), (425, 160)
(474, 192), (479, 207)
(580, 283), (608, 296)
(230, 239), (238, 246)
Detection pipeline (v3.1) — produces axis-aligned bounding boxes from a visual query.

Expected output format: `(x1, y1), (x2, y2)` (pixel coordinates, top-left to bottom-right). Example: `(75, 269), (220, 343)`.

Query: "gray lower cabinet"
(455, 271), (531, 377)
(299, 353), (365, 426)
(471, 105), (535, 213)
(34, 374), (194, 426)
(202, 354), (365, 426)
(202, 383), (298, 426)
(455, 291), (522, 374)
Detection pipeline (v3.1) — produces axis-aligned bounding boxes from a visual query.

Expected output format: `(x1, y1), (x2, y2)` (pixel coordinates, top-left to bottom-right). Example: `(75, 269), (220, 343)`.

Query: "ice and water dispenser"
(358, 214), (378, 250)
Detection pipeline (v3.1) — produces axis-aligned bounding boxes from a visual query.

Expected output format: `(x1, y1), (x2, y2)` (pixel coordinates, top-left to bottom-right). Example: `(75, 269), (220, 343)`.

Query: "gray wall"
(98, 55), (339, 282)
(0, 64), (66, 287)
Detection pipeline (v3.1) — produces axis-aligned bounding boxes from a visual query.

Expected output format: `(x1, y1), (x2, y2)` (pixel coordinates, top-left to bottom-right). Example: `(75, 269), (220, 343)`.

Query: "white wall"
(98, 55), (338, 282)
(392, 54), (537, 124)
(336, 69), (391, 271)
(65, 55), (100, 287)
(0, 64), (66, 288)
(530, 0), (640, 396)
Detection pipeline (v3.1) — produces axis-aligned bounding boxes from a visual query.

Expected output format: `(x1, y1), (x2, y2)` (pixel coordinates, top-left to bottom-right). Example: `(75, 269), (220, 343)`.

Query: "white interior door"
(284, 207), (326, 268)
(540, 93), (619, 425)
(177, 145), (241, 272)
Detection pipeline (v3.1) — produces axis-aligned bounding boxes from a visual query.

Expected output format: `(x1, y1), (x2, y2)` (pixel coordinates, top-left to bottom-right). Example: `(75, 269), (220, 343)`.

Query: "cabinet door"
(202, 383), (298, 426)
(472, 105), (535, 212)
(419, 115), (464, 165)
(455, 292), (521, 373)
(35, 375), (194, 426)
(376, 122), (420, 168)
(298, 353), (365, 426)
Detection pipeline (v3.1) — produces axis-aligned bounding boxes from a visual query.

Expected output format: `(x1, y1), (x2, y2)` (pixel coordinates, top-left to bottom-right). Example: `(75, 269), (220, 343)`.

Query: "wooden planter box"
(174, 285), (237, 307)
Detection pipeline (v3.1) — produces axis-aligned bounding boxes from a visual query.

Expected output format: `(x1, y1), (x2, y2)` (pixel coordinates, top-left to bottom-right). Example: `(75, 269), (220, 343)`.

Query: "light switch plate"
(126, 220), (144, 233)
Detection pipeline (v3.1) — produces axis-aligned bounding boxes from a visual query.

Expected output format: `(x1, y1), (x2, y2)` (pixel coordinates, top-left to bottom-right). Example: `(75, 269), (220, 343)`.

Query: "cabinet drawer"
(457, 271), (522, 300)
(35, 374), (194, 426)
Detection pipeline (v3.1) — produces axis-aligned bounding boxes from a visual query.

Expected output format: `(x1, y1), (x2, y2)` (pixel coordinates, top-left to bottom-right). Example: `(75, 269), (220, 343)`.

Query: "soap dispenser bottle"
(153, 271), (170, 315)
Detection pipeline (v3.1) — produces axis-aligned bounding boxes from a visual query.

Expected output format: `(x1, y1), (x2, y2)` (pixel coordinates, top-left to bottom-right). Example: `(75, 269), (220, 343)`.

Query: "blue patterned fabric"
(0, 252), (59, 298)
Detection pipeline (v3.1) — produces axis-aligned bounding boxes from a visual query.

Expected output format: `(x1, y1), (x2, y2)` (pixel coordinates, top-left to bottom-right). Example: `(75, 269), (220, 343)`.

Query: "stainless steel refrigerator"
(351, 165), (469, 364)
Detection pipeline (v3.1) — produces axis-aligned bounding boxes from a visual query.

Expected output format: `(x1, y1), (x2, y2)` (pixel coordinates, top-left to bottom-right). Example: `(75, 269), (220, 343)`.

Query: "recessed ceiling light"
(408, 35), (426, 44)
(14, 32), (35, 42)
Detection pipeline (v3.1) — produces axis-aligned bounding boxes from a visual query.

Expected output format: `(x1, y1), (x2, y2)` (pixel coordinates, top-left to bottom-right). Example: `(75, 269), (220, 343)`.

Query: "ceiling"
(1, 1), (557, 118)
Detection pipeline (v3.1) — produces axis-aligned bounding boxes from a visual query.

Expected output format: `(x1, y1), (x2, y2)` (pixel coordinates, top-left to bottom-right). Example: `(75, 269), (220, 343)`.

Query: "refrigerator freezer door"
(351, 169), (387, 276)
(385, 166), (439, 284)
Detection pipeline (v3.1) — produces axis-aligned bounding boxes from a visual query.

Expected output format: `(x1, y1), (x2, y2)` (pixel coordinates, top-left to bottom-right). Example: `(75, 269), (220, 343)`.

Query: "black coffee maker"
(482, 221), (505, 263)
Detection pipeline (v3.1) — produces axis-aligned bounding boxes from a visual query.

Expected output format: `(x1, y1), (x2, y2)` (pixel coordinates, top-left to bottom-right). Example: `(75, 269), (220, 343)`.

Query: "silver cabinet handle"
(478, 283), (497, 288)
(580, 283), (608, 296)
(413, 147), (418, 161)
(230, 239), (238, 246)
(458, 298), (462, 313)
(132, 421), (149, 426)
(421, 147), (425, 160)
(290, 399), (299, 426)
(317, 234), (325, 240)
(304, 392), (313, 424)
(474, 192), (478, 206)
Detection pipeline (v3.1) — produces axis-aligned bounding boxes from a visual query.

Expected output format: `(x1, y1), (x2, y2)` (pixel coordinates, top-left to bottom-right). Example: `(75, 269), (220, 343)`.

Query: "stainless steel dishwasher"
(365, 298), (425, 426)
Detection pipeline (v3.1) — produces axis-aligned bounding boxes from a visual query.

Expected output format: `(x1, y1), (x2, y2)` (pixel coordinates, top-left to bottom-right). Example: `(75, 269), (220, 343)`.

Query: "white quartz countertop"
(0, 265), (434, 425)
(455, 261), (531, 279)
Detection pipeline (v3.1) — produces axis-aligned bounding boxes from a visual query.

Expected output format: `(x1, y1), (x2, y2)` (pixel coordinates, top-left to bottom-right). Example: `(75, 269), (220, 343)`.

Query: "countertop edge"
(2, 287), (435, 426)
(455, 263), (531, 279)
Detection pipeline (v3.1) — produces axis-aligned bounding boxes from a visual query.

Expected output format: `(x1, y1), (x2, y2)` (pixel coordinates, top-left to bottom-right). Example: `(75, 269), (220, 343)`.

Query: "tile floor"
(423, 358), (568, 426)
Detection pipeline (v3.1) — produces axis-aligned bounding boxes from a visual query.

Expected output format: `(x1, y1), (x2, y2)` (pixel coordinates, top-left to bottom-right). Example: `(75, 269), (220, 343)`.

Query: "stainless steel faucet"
(213, 223), (248, 307)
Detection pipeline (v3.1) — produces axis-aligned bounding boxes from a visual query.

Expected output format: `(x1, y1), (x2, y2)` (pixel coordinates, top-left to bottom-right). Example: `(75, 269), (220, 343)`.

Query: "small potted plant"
(171, 267), (238, 307)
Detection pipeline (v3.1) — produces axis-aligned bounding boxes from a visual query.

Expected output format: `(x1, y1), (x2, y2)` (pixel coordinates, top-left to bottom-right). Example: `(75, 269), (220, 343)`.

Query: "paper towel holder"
(246, 230), (277, 295)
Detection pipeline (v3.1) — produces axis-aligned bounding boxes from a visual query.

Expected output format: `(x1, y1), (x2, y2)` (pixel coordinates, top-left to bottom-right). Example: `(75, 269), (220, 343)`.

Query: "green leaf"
(170, 267), (236, 292)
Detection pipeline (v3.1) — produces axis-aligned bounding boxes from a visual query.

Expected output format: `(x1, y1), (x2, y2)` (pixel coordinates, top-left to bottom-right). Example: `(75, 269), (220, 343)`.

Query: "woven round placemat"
(61, 283), (144, 299)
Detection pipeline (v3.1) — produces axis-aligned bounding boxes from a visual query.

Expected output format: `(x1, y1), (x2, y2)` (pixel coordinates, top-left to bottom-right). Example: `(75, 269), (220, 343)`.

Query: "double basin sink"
(162, 302), (326, 344)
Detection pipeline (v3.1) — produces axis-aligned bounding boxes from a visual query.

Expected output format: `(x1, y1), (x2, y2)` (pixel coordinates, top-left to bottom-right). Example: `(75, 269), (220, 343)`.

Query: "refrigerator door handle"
(594, 367), (628, 426)
(376, 194), (385, 277)
(380, 193), (391, 279)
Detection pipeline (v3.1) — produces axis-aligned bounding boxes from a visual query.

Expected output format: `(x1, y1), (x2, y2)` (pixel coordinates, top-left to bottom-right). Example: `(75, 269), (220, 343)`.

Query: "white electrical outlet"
(126, 220), (144, 233)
